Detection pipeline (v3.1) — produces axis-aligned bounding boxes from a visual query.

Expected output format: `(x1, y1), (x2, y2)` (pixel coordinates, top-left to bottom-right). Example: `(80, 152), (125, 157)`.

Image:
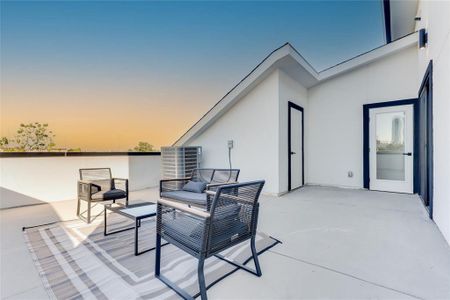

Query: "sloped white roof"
(174, 32), (418, 146)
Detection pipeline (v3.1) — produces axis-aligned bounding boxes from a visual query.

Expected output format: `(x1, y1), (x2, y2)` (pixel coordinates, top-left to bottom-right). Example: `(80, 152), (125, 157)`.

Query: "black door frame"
(363, 98), (419, 193)
(288, 101), (304, 191)
(418, 60), (433, 219)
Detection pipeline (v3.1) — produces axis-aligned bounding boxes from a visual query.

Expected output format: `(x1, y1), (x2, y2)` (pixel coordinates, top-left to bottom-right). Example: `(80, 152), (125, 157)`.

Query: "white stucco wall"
(307, 46), (419, 188)
(187, 70), (281, 194)
(416, 0), (450, 244)
(0, 155), (161, 208)
(186, 48), (419, 194)
(128, 156), (161, 191)
(278, 70), (308, 193)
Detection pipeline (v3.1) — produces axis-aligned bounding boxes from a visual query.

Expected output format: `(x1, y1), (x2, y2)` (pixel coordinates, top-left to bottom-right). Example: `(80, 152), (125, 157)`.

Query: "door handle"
(290, 152), (296, 155)
(402, 152), (412, 156)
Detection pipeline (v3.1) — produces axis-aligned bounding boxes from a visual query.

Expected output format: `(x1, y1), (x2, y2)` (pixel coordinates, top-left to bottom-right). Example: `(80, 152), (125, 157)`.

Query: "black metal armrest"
(113, 178), (129, 193)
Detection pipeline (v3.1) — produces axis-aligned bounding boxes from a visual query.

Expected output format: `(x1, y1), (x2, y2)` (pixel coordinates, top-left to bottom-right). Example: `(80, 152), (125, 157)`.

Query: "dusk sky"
(1, 1), (385, 151)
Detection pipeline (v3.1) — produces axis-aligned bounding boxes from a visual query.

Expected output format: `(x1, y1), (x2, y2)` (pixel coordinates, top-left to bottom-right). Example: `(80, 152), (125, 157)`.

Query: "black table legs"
(104, 209), (168, 256)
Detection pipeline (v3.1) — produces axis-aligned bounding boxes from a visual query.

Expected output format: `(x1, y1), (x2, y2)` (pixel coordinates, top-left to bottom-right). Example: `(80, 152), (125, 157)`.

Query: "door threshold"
(288, 186), (304, 192)
(369, 189), (414, 195)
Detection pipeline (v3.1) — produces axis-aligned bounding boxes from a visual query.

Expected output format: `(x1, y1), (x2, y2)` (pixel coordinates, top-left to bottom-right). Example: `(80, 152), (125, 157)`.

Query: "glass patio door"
(369, 105), (414, 193)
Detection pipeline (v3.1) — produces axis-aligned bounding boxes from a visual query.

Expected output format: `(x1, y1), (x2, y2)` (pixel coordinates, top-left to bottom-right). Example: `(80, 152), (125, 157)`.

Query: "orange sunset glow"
(1, 1), (385, 151)
(1, 79), (225, 150)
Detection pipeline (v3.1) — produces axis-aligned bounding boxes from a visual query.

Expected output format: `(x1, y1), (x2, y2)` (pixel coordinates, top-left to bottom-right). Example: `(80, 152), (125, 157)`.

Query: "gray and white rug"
(23, 214), (280, 299)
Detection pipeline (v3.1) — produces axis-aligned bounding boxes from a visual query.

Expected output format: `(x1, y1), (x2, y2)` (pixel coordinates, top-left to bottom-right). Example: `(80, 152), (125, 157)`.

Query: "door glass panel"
(376, 111), (405, 180)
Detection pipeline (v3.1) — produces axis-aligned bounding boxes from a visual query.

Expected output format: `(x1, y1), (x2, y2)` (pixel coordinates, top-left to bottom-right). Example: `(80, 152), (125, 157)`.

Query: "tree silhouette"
(129, 141), (154, 152)
(12, 122), (55, 151)
(0, 137), (9, 149)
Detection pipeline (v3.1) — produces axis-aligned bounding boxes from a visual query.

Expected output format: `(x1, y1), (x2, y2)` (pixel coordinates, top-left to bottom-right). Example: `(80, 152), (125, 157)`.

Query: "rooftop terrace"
(2, 186), (449, 299)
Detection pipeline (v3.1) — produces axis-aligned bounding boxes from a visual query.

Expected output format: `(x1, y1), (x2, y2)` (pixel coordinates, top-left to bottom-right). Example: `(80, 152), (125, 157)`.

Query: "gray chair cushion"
(188, 203), (241, 238)
(163, 214), (247, 252)
(214, 203), (241, 220)
(92, 189), (126, 200)
(162, 215), (205, 252)
(214, 203), (240, 223)
(182, 181), (207, 193)
(161, 191), (207, 206)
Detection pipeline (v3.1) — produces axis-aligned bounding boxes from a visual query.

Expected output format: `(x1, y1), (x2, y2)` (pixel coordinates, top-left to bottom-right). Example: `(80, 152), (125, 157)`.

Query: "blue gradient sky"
(1, 1), (385, 150)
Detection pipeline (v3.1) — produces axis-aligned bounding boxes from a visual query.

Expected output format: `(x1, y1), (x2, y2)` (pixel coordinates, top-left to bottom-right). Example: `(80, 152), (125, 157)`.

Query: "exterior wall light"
(419, 28), (428, 48)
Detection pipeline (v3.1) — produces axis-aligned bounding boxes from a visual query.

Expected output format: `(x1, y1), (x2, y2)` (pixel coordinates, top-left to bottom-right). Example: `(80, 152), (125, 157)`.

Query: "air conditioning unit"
(161, 146), (202, 180)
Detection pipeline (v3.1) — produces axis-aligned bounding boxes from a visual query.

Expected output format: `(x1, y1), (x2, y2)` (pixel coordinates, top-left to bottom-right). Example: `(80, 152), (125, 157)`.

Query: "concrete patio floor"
(1, 186), (450, 299)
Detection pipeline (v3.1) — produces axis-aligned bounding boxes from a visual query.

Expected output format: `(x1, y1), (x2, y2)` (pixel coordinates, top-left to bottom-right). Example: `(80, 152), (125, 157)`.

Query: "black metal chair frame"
(155, 180), (265, 300)
(77, 168), (129, 223)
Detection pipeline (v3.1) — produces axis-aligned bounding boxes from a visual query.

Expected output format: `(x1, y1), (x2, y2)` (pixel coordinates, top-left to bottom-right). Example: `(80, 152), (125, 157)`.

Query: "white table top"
(119, 205), (156, 217)
(107, 203), (157, 218)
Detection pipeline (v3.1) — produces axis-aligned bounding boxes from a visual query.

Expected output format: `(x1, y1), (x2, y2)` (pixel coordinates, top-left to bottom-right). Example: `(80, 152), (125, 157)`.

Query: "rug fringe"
(22, 218), (93, 231)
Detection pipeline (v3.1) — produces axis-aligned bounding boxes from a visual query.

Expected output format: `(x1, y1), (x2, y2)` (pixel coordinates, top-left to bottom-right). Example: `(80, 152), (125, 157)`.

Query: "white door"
(369, 105), (414, 193)
(290, 106), (303, 189)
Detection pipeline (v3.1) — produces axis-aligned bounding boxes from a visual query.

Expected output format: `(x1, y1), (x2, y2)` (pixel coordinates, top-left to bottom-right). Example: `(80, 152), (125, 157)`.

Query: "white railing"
(0, 153), (161, 209)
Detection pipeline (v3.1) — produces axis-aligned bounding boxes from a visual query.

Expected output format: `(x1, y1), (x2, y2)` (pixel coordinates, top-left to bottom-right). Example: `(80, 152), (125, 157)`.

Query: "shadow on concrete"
(0, 187), (47, 209)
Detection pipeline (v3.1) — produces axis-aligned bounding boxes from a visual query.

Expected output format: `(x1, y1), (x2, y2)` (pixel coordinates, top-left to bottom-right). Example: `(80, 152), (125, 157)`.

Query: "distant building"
(392, 117), (403, 144)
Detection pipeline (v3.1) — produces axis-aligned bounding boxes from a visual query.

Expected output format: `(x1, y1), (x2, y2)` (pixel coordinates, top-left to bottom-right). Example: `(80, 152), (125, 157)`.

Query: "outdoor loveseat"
(156, 180), (265, 300)
(159, 168), (240, 210)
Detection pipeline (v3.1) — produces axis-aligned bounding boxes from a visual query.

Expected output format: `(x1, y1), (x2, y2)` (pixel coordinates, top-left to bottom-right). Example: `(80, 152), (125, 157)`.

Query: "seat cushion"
(188, 203), (242, 239)
(162, 215), (205, 252)
(162, 214), (248, 253)
(214, 203), (241, 220)
(211, 203), (241, 231)
(92, 189), (127, 200)
(161, 190), (207, 206)
(182, 180), (207, 193)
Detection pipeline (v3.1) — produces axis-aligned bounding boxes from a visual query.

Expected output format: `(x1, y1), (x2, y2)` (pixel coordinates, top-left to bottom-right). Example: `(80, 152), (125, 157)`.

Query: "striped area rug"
(23, 214), (280, 299)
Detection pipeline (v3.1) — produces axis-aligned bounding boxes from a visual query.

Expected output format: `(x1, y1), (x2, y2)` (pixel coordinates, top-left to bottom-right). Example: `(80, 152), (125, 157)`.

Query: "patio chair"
(77, 168), (128, 223)
(155, 180), (265, 300)
(159, 168), (240, 210)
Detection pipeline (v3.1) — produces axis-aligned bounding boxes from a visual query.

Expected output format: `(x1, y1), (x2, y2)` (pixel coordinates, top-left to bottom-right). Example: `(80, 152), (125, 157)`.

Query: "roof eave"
(173, 43), (314, 146)
(317, 31), (418, 82)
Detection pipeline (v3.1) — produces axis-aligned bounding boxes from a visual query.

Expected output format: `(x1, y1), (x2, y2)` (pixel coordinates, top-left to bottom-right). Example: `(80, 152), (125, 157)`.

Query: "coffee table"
(103, 202), (168, 256)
